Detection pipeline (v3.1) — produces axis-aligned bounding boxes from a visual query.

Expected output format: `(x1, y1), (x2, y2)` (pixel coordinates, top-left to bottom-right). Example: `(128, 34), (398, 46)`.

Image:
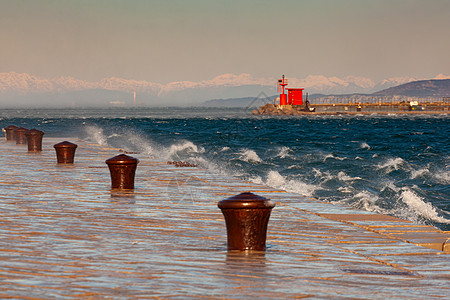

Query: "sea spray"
(239, 149), (262, 163)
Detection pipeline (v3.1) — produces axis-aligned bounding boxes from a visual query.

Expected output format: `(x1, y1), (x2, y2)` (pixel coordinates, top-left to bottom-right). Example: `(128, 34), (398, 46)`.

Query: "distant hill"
(373, 79), (450, 97)
(202, 79), (450, 106)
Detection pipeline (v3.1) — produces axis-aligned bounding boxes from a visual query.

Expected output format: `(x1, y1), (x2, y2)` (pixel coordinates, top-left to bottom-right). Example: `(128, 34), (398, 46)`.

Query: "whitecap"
(239, 149), (262, 163)
(337, 171), (362, 182)
(410, 167), (430, 179)
(277, 146), (292, 159)
(434, 170), (450, 184)
(323, 153), (346, 162)
(377, 157), (405, 173)
(167, 141), (204, 159)
(338, 186), (354, 193)
(360, 142), (371, 150)
(400, 187), (450, 224)
(351, 191), (386, 213)
(251, 170), (318, 197)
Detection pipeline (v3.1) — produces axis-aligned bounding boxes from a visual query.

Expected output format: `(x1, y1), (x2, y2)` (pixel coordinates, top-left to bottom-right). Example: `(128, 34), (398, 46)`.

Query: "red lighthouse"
(277, 75), (288, 105)
(277, 75), (305, 106)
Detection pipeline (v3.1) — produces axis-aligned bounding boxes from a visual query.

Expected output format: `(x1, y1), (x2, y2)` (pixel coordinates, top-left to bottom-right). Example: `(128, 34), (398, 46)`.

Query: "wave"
(82, 125), (205, 162)
(167, 141), (205, 160)
(434, 169), (450, 184)
(251, 170), (318, 197)
(360, 142), (371, 150)
(323, 153), (346, 162)
(400, 187), (450, 224)
(239, 149), (262, 163)
(277, 146), (292, 159)
(337, 171), (362, 182)
(410, 167), (430, 179)
(377, 157), (406, 173)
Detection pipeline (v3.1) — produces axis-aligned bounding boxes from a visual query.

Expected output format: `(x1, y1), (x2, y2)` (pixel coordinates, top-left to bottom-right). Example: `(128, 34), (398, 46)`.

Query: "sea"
(1, 107), (449, 231)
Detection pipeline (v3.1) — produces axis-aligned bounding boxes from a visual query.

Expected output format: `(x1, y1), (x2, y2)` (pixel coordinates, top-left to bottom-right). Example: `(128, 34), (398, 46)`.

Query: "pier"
(1, 137), (449, 298)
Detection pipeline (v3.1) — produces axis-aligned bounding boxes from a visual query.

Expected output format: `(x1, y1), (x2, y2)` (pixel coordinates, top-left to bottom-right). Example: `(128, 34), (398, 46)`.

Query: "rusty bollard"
(14, 127), (28, 145)
(25, 129), (45, 152)
(105, 154), (139, 189)
(4, 125), (18, 141)
(53, 141), (78, 164)
(218, 192), (276, 251)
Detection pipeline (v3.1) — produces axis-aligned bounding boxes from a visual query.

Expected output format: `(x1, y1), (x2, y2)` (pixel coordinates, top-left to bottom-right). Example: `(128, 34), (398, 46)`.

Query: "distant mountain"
(373, 79), (450, 97)
(1, 72), (448, 107)
(201, 79), (450, 107)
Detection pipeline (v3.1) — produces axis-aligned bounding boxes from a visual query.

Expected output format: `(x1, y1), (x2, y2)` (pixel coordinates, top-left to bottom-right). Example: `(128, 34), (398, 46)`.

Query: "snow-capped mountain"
(1, 72), (447, 107)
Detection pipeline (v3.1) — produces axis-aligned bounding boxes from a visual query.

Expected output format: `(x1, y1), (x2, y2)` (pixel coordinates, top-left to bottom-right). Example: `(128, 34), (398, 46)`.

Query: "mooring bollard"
(105, 154), (139, 189)
(25, 129), (45, 152)
(53, 141), (78, 164)
(3, 125), (18, 141)
(14, 127), (28, 145)
(218, 192), (276, 251)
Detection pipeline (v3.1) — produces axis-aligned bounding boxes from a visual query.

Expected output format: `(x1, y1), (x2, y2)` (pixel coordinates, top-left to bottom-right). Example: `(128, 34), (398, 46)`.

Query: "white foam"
(434, 170), (450, 184)
(323, 153), (346, 162)
(400, 187), (450, 224)
(338, 186), (354, 193)
(252, 170), (318, 197)
(360, 142), (371, 150)
(337, 171), (362, 182)
(351, 191), (386, 213)
(410, 167), (430, 179)
(239, 149), (262, 163)
(377, 157), (405, 173)
(167, 141), (204, 160)
(277, 146), (292, 159)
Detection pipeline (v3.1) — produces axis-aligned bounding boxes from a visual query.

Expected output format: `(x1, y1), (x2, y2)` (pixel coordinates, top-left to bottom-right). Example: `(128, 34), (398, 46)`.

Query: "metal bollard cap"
(105, 154), (139, 165)
(14, 127), (28, 132)
(4, 125), (18, 131)
(54, 141), (78, 149)
(218, 192), (276, 210)
(25, 129), (45, 136)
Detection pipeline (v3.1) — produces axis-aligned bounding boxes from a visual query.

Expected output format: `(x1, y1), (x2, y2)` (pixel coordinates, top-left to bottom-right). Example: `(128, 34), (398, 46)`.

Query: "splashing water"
(400, 187), (450, 224)
(239, 149), (262, 163)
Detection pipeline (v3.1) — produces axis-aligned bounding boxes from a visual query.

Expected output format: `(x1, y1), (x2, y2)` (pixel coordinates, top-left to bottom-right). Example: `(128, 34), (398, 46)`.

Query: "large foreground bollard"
(25, 129), (45, 152)
(54, 141), (78, 164)
(14, 127), (28, 145)
(105, 154), (139, 189)
(218, 192), (276, 251)
(4, 125), (18, 141)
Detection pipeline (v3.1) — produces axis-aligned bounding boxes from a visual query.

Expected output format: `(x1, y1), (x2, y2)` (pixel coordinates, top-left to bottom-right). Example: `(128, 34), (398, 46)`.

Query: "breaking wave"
(400, 187), (450, 224)
(239, 149), (262, 163)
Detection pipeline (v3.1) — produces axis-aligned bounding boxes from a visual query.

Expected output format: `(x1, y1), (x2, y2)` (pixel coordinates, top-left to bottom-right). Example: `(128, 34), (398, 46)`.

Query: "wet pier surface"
(1, 138), (449, 299)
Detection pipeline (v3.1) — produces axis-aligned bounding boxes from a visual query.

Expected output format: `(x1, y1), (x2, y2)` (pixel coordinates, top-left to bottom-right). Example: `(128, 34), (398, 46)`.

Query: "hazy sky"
(1, 0), (449, 83)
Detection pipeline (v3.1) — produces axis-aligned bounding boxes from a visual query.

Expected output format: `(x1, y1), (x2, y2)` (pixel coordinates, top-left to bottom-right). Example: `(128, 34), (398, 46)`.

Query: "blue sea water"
(1, 107), (449, 231)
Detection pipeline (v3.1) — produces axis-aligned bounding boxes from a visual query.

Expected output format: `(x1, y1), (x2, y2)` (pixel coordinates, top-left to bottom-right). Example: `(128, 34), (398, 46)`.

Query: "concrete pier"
(0, 138), (449, 298)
